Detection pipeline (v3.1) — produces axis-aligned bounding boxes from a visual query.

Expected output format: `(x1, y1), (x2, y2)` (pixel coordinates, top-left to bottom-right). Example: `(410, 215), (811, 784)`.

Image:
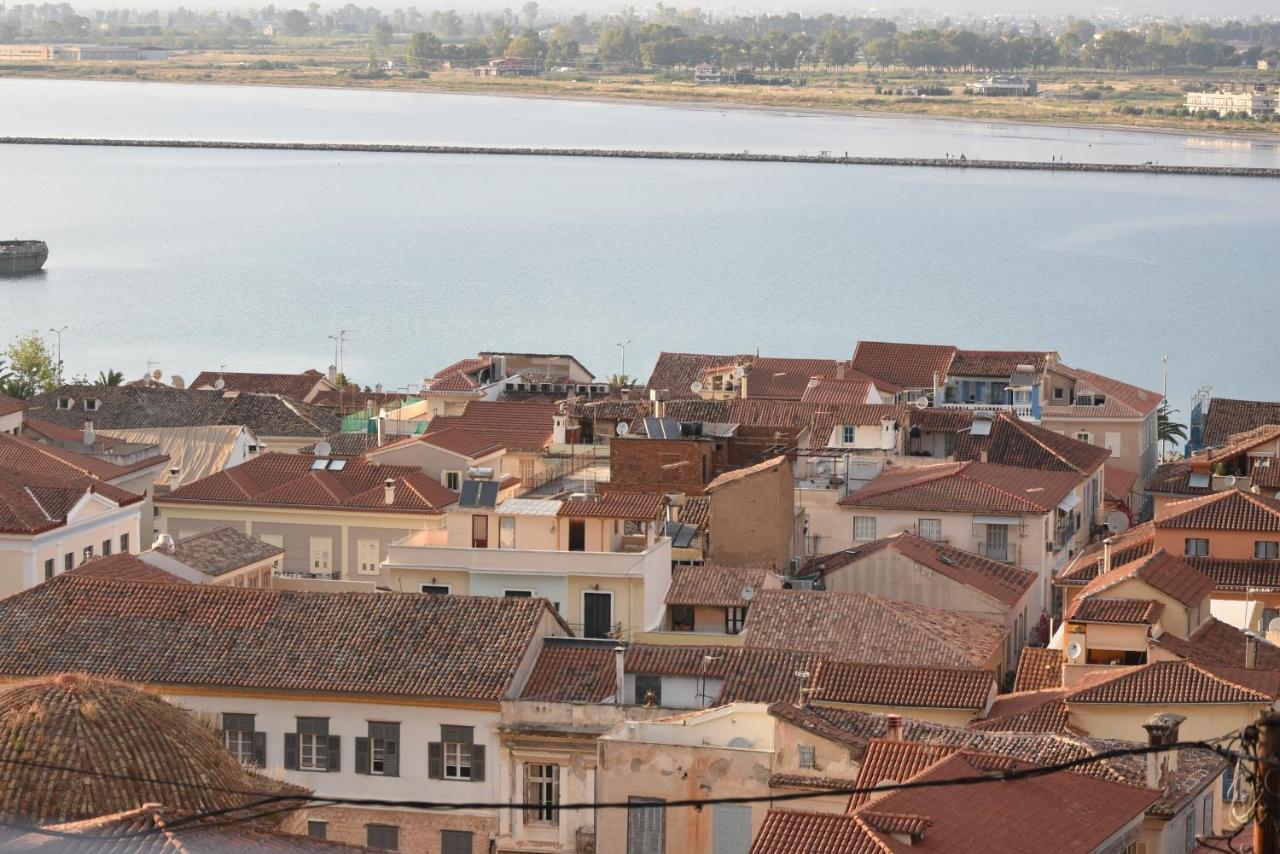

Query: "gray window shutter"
(252, 732), (267, 767)
(355, 737), (370, 775)
(712, 804), (753, 854)
(384, 735), (399, 778)
(327, 735), (341, 772)
(471, 744), (485, 782)
(627, 798), (665, 854)
(428, 741), (443, 779)
(441, 830), (473, 854)
(284, 733), (299, 770)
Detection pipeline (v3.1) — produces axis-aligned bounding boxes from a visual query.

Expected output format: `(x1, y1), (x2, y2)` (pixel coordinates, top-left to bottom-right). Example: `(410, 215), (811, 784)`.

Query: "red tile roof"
(414, 427), (504, 458)
(815, 661), (993, 710)
(191, 369), (326, 399)
(743, 589), (1006, 669)
(1149, 617), (1280, 672)
(801, 377), (879, 405)
(665, 565), (777, 607)
(850, 341), (956, 391)
(0, 431), (165, 481)
(0, 468), (143, 535)
(1203, 398), (1280, 448)
(1013, 647), (1062, 692)
(741, 358), (876, 401)
(1104, 465), (1140, 502)
(0, 576), (563, 701)
(70, 553), (188, 585)
(1155, 489), (1280, 532)
(0, 394), (21, 418)
(425, 400), (555, 452)
(646, 352), (736, 399)
(1186, 556), (1280, 592)
(678, 495), (710, 531)
(558, 491), (665, 519)
(953, 413), (1110, 475)
(519, 637), (619, 702)
(810, 533), (1035, 608)
(969, 689), (1072, 734)
(948, 350), (1054, 377)
(1066, 659), (1280, 705)
(423, 371), (483, 395)
(840, 461), (1083, 514)
(1041, 365), (1161, 419)
(1056, 523), (1156, 588)
(750, 810), (890, 854)
(1065, 597), (1164, 625)
(705, 454), (788, 491)
(432, 356), (491, 379)
(846, 739), (962, 809)
(1076, 549), (1215, 608)
(155, 452), (456, 516)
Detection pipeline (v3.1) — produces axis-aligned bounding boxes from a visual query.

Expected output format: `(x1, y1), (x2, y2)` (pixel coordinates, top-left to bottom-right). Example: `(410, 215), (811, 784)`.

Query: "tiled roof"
(1066, 659), (1280, 705)
(948, 349), (1054, 377)
(0, 431), (165, 481)
(953, 413), (1110, 475)
(1041, 365), (1161, 419)
(801, 377), (879, 405)
(809, 533), (1035, 608)
(1056, 523), (1156, 588)
(815, 661), (993, 710)
(665, 565), (776, 607)
(0, 468), (142, 535)
(432, 356), (491, 379)
(1203, 398), (1280, 448)
(1150, 617), (1280, 672)
(1147, 461), (1206, 497)
(0, 673), (306, 823)
(1065, 597), (1164, 625)
(846, 739), (962, 808)
(424, 370), (482, 394)
(0, 576), (561, 701)
(1187, 556), (1280, 592)
(705, 455), (788, 491)
(1013, 647), (1062, 692)
(1192, 423), (1280, 462)
(970, 689), (1072, 734)
(0, 393), (21, 417)
(850, 341), (956, 390)
(578, 397), (649, 423)
(750, 810), (890, 854)
(906, 407), (975, 434)
(298, 431), (382, 457)
(156, 452), (456, 516)
(70, 553), (188, 585)
(808, 404), (909, 448)
(190, 369), (326, 399)
(519, 637), (619, 703)
(630, 645), (821, 705)
(1155, 489), (1280, 532)
(158, 526), (284, 576)
(646, 352), (735, 399)
(1104, 465), (1140, 502)
(768, 772), (860, 791)
(415, 427), (504, 458)
(424, 400), (555, 452)
(743, 589), (1006, 669)
(26, 385), (339, 438)
(1076, 549), (1215, 608)
(678, 496), (710, 531)
(740, 357), (846, 400)
(558, 491), (665, 519)
(840, 460), (1083, 514)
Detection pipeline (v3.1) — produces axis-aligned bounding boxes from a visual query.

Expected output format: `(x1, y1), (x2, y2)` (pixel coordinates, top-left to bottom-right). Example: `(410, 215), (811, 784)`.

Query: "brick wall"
(300, 805), (496, 853)
(608, 438), (712, 495)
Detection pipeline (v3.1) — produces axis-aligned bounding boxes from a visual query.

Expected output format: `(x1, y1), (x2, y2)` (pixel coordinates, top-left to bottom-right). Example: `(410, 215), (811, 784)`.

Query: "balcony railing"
(940, 401), (1035, 420)
(977, 540), (1020, 564)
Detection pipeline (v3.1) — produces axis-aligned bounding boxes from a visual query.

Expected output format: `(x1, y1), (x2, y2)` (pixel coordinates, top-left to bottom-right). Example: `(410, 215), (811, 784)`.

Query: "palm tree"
(96, 369), (124, 387)
(1158, 401), (1188, 446)
(608, 373), (633, 387)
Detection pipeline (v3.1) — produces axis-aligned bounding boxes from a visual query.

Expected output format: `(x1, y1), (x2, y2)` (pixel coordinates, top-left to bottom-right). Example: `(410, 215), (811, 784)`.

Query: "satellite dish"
(914, 396), (930, 410)
(213, 378), (226, 390)
(616, 421), (630, 437)
(1224, 475), (1238, 487)
(727, 737), (752, 748)
(1066, 641), (1082, 662)
(170, 374), (185, 389)
(313, 440), (333, 457)
(152, 368), (163, 381)
(813, 460), (832, 475)
(1105, 510), (1129, 533)
(741, 586), (756, 602)
(690, 381), (704, 394)
(1269, 617), (1280, 633)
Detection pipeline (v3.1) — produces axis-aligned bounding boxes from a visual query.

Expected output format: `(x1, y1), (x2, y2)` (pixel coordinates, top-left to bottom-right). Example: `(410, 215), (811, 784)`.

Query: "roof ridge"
(956, 465), (1047, 512)
(1186, 659), (1274, 701)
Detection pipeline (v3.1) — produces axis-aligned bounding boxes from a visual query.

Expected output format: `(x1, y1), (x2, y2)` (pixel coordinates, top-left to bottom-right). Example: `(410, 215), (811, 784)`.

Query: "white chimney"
(1102, 537), (1114, 575)
(1141, 713), (1185, 790)
(614, 644), (626, 706)
(885, 714), (904, 742)
(836, 362), (846, 380)
(383, 478), (396, 505)
(82, 421), (95, 446)
(806, 376), (823, 392)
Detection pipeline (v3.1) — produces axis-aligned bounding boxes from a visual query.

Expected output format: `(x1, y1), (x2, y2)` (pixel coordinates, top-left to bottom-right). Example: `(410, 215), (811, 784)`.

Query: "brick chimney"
(885, 714), (904, 742)
(383, 478), (396, 505)
(1141, 713), (1185, 790)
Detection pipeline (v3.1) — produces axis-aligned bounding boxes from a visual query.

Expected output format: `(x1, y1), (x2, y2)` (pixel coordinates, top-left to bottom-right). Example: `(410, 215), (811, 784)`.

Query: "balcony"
(977, 540), (1020, 565)
(939, 401), (1036, 420)
(385, 534), (673, 579)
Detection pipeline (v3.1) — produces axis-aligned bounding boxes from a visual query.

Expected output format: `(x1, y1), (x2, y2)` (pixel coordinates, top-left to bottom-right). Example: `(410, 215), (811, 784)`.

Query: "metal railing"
(977, 540), (1020, 564)
(940, 401), (1035, 419)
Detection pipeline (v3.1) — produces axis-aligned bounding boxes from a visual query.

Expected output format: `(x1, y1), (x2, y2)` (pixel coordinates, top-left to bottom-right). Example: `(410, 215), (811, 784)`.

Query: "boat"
(0, 241), (49, 275)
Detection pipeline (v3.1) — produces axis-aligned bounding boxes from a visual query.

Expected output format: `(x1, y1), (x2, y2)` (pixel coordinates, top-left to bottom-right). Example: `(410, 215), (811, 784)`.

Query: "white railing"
(939, 401), (1036, 419)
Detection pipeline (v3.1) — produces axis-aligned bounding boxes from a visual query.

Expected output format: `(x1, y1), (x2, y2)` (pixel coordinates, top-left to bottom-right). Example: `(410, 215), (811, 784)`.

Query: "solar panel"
(310, 458), (328, 470)
(1188, 472), (1211, 489)
(458, 480), (500, 508)
(327, 459), (347, 471)
(644, 416), (682, 440)
(664, 521), (698, 549)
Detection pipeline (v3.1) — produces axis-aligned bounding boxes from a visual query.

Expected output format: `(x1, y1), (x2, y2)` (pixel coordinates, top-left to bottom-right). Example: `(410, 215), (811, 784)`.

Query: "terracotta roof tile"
(840, 461), (1083, 514)
(743, 589), (1006, 669)
(1150, 617), (1280, 672)
(768, 773), (860, 791)
(1148, 461), (1206, 497)
(646, 352), (736, 399)
(846, 739), (962, 808)
(1013, 647), (1063, 692)
(808, 404), (909, 448)
(191, 370), (326, 399)
(0, 431), (165, 481)
(1065, 597), (1164, 625)
(948, 350), (1054, 377)
(1203, 398), (1280, 448)
(297, 432), (383, 457)
(424, 400), (555, 452)
(159, 526), (284, 576)
(800, 377), (880, 405)
(850, 341), (957, 391)
(1057, 523), (1156, 587)
(558, 491), (665, 519)
(414, 428), (504, 458)
(1076, 549), (1215, 608)
(0, 394), (21, 418)
(750, 810), (890, 854)
(705, 455), (788, 491)
(423, 371), (483, 395)
(1155, 489), (1280, 532)
(1104, 465), (1140, 502)
(1186, 557), (1280, 592)
(969, 689), (1072, 734)
(1066, 659), (1280, 704)
(69, 553), (189, 585)
(953, 413), (1110, 475)
(814, 661), (993, 710)
(742, 358), (874, 401)
(519, 637), (618, 702)
(1041, 365), (1161, 419)
(432, 356), (491, 379)
(0, 576), (559, 701)
(0, 468), (143, 535)
(665, 565), (777, 607)
(678, 496), (710, 531)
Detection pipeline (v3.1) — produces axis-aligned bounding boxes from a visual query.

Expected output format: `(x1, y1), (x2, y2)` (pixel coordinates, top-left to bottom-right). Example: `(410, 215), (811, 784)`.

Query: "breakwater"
(3, 136), (1278, 178)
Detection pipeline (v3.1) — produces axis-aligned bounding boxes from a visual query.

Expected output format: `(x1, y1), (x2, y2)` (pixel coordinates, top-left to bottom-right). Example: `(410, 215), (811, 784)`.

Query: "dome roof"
(0, 673), (307, 823)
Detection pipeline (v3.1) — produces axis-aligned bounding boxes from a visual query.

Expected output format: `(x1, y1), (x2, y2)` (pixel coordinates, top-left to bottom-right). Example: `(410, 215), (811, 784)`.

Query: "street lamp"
(328, 330), (351, 383)
(617, 339), (631, 385)
(47, 326), (67, 385)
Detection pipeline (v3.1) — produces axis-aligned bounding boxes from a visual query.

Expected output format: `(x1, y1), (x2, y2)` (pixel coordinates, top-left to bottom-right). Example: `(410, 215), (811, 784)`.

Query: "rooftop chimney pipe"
(383, 478), (396, 505)
(614, 644), (626, 706)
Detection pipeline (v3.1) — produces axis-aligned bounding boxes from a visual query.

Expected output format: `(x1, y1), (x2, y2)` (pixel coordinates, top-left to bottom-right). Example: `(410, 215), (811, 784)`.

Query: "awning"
(1057, 492), (1081, 513)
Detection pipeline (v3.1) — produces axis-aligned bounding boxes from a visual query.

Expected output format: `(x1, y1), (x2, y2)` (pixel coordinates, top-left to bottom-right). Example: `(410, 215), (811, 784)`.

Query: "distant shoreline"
(4, 135), (1277, 178)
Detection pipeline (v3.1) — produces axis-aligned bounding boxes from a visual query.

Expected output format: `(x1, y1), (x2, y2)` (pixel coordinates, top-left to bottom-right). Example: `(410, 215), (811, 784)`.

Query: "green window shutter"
(252, 732), (267, 767)
(355, 737), (370, 775)
(471, 744), (486, 782)
(428, 741), (443, 779)
(284, 733), (299, 770)
(327, 735), (341, 772)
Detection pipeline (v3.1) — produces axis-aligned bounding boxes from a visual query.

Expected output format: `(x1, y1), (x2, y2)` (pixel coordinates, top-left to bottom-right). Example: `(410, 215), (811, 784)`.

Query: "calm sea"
(0, 78), (1275, 414)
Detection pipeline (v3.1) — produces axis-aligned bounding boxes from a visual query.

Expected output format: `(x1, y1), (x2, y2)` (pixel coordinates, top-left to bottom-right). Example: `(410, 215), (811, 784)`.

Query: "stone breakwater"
(4, 136), (1279, 178)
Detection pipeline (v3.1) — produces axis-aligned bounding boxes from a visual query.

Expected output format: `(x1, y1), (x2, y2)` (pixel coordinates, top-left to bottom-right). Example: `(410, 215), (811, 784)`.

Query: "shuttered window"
(356, 722), (400, 777)
(366, 824), (399, 851)
(308, 537), (332, 574)
(285, 717), (339, 773)
(429, 725), (484, 782)
(712, 804), (753, 854)
(627, 797), (666, 854)
(221, 713), (265, 767)
(357, 539), (381, 575)
(441, 830), (473, 854)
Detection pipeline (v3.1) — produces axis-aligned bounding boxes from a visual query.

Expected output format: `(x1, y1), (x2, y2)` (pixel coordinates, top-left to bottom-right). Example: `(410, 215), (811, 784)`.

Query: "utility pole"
(617, 339), (631, 384)
(1256, 712), (1280, 854)
(328, 330), (351, 382)
(1161, 354), (1169, 462)
(48, 326), (67, 385)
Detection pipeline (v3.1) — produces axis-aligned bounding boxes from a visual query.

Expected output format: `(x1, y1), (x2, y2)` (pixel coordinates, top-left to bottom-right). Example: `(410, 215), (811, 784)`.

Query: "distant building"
(1185, 88), (1277, 117)
(693, 63), (723, 84)
(970, 75), (1037, 96)
(476, 56), (540, 77)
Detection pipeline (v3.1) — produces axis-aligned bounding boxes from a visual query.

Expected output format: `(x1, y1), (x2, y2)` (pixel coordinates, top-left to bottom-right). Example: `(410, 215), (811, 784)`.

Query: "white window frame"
(524, 763), (560, 826)
(1103, 432), (1122, 457)
(1255, 541), (1279, 560)
(498, 516), (516, 549)
(842, 425), (856, 445)
(356, 538), (381, 575)
(443, 470), (462, 491)
(1075, 431), (1092, 444)
(917, 518), (942, 541)
(299, 732), (327, 771)
(309, 536), (332, 574)
(225, 728), (254, 765)
(84, 398), (99, 412)
(853, 516), (877, 542)
(444, 740), (472, 780)
(1185, 538), (1210, 557)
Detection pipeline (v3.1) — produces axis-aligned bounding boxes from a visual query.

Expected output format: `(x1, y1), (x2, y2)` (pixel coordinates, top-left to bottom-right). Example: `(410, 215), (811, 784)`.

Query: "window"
(725, 606), (747, 635)
(84, 398), (99, 412)
(119, 533), (129, 554)
(504, 589), (533, 598)
(441, 830), (474, 854)
(635, 675), (662, 706)
(798, 744), (816, 769)
(498, 516), (516, 549)
(43, 559), (54, 581)
(1075, 432), (1092, 444)
(1103, 432), (1122, 457)
(842, 425), (856, 444)
(102, 539), (112, 557)
(421, 584), (450, 595)
(670, 605), (694, 631)
(366, 824), (399, 851)
(1256, 541), (1279, 560)
(56, 397), (73, 410)
(627, 797), (666, 854)
(222, 713), (265, 766)
(82, 545), (93, 563)
(712, 804), (753, 854)
(1053, 387), (1065, 400)
(443, 471), (461, 491)
(285, 717), (338, 773)
(917, 518), (942, 541)
(583, 590), (612, 638)
(357, 722), (400, 777)
(568, 519), (586, 551)
(471, 514), (488, 548)
(524, 763), (560, 825)
(64, 553), (74, 572)
(357, 539), (381, 575)
(1184, 808), (1195, 853)
(308, 537), (332, 575)
(1185, 538), (1210, 557)
(429, 725), (484, 782)
(307, 821), (327, 841)
(853, 516), (876, 541)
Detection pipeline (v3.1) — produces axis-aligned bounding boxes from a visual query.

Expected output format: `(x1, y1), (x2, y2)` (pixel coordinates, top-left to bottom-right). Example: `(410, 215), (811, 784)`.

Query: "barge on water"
(0, 241), (48, 275)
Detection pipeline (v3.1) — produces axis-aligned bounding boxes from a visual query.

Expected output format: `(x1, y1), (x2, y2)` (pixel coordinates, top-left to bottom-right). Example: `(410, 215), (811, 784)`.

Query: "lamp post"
(47, 326), (67, 385)
(328, 330), (351, 383)
(617, 339), (631, 384)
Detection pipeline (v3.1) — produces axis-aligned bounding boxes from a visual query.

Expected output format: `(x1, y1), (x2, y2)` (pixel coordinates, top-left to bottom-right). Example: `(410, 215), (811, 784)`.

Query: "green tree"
(281, 9), (310, 36)
(608, 373), (632, 386)
(1158, 402), (1188, 446)
(373, 20), (393, 48)
(485, 24), (512, 56)
(546, 26), (580, 65)
(505, 29), (546, 60)
(408, 31), (442, 66)
(596, 26), (639, 64)
(3, 332), (57, 400)
(96, 369), (124, 387)
(520, 1), (538, 30)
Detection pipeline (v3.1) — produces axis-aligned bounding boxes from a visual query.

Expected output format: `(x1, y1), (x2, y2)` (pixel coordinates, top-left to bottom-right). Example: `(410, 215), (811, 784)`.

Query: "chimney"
(383, 478), (396, 505)
(614, 644), (626, 706)
(82, 420), (95, 446)
(621, 386), (630, 401)
(327, 364), (337, 385)
(1141, 713), (1185, 790)
(806, 376), (823, 392)
(376, 408), (387, 447)
(1246, 631), (1259, 669)
(1101, 537), (1114, 575)
(885, 714), (904, 742)
(978, 449), (988, 464)
(836, 362), (846, 380)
